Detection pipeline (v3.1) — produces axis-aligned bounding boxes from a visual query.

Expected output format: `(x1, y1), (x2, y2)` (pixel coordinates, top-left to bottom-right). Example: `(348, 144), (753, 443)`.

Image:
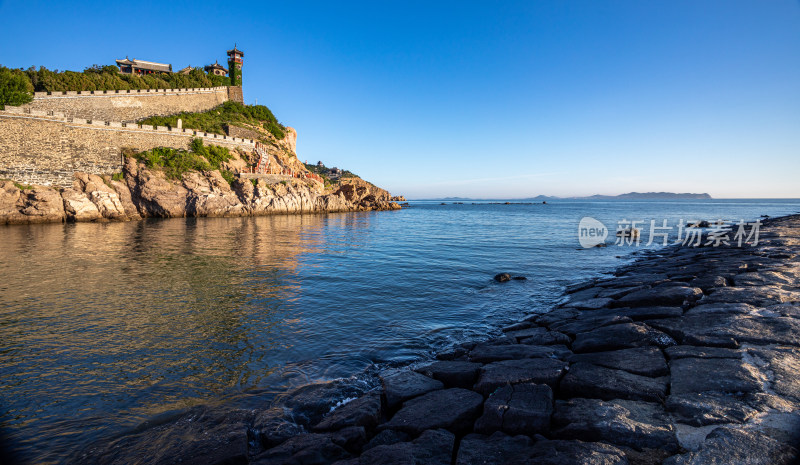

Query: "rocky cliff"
(0, 157), (400, 225)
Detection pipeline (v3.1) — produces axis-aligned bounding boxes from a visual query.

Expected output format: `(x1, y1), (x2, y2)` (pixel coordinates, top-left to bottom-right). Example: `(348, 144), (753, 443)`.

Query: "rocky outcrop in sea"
(72, 215), (800, 464)
(0, 158), (400, 225)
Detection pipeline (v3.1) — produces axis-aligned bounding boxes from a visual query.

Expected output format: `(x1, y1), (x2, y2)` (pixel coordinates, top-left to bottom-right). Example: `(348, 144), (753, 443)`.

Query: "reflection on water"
(2, 200), (800, 463)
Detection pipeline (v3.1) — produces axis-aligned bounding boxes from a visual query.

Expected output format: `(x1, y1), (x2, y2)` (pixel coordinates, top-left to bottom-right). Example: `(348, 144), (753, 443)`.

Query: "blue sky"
(1, 1), (798, 198)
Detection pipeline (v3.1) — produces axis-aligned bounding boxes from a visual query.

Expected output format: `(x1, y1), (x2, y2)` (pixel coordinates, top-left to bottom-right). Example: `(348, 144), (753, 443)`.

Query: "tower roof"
(227, 45), (244, 57)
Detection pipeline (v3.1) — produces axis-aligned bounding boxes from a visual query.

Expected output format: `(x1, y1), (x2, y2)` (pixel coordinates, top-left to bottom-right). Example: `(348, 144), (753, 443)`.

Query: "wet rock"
(79, 406), (252, 465)
(379, 388), (483, 436)
(568, 347), (669, 377)
(474, 383), (553, 435)
(469, 343), (570, 363)
(494, 273), (511, 282)
(503, 326), (571, 345)
(455, 432), (537, 465)
(663, 427), (798, 465)
(362, 429), (410, 451)
(253, 432), (350, 465)
(474, 358), (568, 395)
(666, 392), (757, 426)
(313, 392), (382, 432)
(456, 433), (629, 465)
(281, 381), (363, 426)
(414, 361), (482, 389)
(502, 321), (533, 332)
(597, 285), (648, 300)
(553, 398), (678, 452)
(596, 306), (684, 322)
(381, 371), (443, 410)
(549, 315), (634, 337)
(669, 357), (763, 395)
(331, 426), (368, 454)
(563, 297), (614, 310)
(560, 362), (668, 402)
(572, 322), (676, 353)
(253, 408), (306, 448)
(615, 286), (702, 307)
(691, 276), (728, 292)
(512, 276), (527, 281)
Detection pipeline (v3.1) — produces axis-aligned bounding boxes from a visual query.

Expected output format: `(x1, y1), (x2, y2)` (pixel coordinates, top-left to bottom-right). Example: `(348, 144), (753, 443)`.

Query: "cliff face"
(0, 158), (400, 225)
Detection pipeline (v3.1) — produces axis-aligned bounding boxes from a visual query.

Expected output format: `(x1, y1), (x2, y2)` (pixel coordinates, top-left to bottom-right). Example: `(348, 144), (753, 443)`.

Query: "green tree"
(0, 66), (34, 109)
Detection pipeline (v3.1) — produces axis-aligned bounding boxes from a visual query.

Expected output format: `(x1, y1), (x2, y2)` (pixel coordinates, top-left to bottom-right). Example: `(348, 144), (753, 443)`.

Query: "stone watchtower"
(226, 45), (244, 104)
(227, 46), (244, 87)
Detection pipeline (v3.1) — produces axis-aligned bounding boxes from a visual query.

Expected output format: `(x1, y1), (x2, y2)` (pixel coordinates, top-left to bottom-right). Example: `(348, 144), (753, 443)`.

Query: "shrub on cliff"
(140, 101), (286, 140)
(132, 139), (233, 182)
(0, 66), (34, 109)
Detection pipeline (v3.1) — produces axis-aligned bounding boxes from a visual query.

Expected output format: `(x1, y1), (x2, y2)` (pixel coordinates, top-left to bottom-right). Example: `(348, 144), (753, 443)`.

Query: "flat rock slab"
(560, 362), (668, 402)
(572, 322), (676, 353)
(504, 326), (571, 345)
(254, 408), (305, 448)
(670, 357), (763, 395)
(456, 432), (628, 465)
(474, 383), (553, 435)
(313, 392), (382, 432)
(664, 427), (798, 465)
(549, 315), (633, 337)
(684, 303), (757, 316)
(615, 286), (702, 307)
(562, 297), (614, 310)
(665, 345), (741, 360)
(553, 398), (679, 452)
(381, 371), (444, 409)
(253, 432), (350, 465)
(357, 429), (454, 465)
(414, 361), (482, 389)
(700, 286), (798, 307)
(379, 388), (483, 436)
(469, 343), (571, 363)
(666, 392), (757, 426)
(568, 346), (669, 377)
(474, 358), (568, 395)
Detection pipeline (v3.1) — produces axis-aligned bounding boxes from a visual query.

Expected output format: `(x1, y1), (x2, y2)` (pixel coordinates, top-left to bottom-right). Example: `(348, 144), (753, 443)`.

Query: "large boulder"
(572, 322), (676, 353)
(381, 370), (443, 410)
(474, 383), (553, 435)
(379, 388), (483, 436)
(474, 358), (568, 395)
(615, 286), (702, 307)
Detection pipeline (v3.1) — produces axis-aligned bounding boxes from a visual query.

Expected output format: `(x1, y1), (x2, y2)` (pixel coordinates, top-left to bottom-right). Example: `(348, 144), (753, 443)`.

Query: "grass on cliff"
(139, 101), (286, 140)
(132, 138), (235, 183)
(304, 162), (360, 185)
(1, 64), (230, 93)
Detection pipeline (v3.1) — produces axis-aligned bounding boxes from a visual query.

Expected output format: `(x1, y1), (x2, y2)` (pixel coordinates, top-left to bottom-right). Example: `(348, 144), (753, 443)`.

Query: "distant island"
(530, 192), (713, 201)
(434, 192), (712, 201)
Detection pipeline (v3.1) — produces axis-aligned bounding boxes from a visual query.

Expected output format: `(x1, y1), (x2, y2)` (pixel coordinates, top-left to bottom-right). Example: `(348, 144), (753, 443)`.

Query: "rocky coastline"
(0, 158), (400, 226)
(72, 215), (800, 465)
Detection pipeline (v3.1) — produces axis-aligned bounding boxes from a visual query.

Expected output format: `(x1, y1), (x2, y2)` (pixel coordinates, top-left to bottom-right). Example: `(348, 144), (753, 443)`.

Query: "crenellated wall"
(0, 110), (255, 187)
(19, 86), (230, 122)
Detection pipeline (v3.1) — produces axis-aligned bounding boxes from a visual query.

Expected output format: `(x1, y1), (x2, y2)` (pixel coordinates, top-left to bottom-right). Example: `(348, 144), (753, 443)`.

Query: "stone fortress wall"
(0, 106), (254, 188)
(19, 86), (240, 122)
(0, 85), (250, 187)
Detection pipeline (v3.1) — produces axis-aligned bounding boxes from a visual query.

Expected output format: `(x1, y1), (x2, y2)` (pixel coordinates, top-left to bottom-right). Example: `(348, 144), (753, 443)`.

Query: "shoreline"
(62, 214), (800, 464)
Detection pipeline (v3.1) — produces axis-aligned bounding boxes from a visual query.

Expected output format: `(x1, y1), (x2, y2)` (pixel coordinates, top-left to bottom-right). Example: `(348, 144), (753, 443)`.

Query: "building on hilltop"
(177, 66), (193, 75)
(204, 61), (228, 77)
(116, 57), (173, 75)
(227, 45), (244, 87)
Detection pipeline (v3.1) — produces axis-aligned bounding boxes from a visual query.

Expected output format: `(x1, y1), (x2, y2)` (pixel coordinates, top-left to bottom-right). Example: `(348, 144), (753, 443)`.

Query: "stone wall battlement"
(32, 86), (228, 98)
(0, 111), (254, 188)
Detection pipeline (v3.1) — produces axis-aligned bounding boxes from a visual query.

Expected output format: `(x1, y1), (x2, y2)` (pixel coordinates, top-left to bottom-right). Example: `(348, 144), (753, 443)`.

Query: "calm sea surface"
(2, 199), (799, 463)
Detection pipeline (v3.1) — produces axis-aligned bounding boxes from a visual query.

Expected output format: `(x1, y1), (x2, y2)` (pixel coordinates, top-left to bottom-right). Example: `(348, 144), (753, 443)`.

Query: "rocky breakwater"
(0, 159), (400, 225)
(74, 215), (800, 465)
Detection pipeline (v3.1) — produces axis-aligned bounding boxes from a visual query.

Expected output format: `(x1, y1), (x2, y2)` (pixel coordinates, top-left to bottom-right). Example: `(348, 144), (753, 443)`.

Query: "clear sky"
(1, 0), (798, 199)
